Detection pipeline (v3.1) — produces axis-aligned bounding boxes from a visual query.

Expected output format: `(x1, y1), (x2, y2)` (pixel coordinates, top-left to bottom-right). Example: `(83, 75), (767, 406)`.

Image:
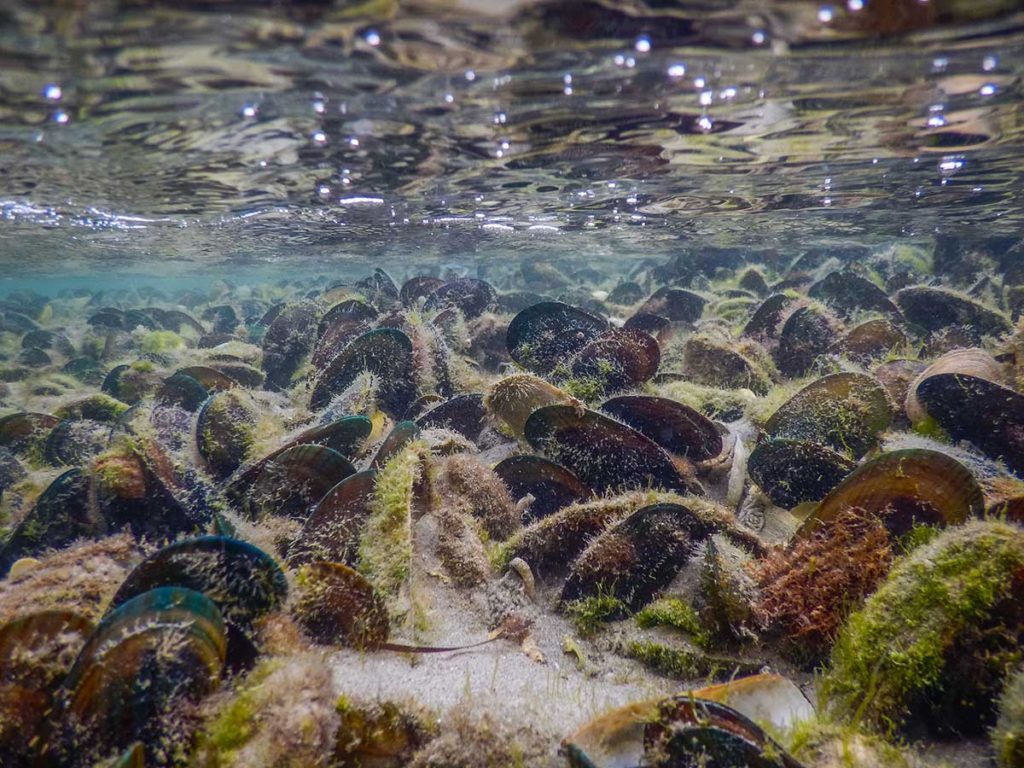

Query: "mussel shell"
(485, 373), (575, 438)
(742, 294), (797, 340)
(101, 364), (161, 405)
(0, 468), (98, 576)
(0, 411), (60, 456)
(400, 276), (446, 307)
(202, 305), (238, 334)
(773, 305), (842, 379)
(808, 270), (901, 319)
(248, 444), (356, 520)
(209, 361), (265, 389)
(525, 405), (692, 494)
(560, 502), (714, 611)
(799, 448), (983, 538)
(904, 348), (1002, 425)
(52, 587), (226, 767)
(310, 328), (417, 416)
(54, 394), (130, 424)
(600, 395), (722, 462)
(293, 561), (389, 648)
(289, 470), (377, 566)
(638, 287), (706, 323)
(570, 329), (661, 393)
(415, 393), (488, 442)
(506, 301), (608, 375)
(354, 268), (400, 309)
(874, 358), (927, 423)
(831, 318), (908, 363)
(154, 373), (209, 411)
(261, 301), (319, 391)
(225, 415), (371, 505)
(608, 282), (646, 305)
(43, 419), (110, 466)
(748, 439), (856, 509)
(916, 373), (1024, 475)
(764, 372), (892, 458)
(196, 391), (256, 479)
(0, 610), (93, 767)
(895, 285), (1012, 337)
(643, 697), (801, 768)
(371, 421), (421, 469)
(109, 536), (287, 657)
(102, 744), (145, 768)
(738, 269), (770, 297)
(18, 347), (51, 368)
(317, 299), (378, 340)
(424, 278), (497, 318)
(61, 356), (106, 384)
(313, 301), (377, 370)
(493, 455), (591, 522)
(176, 365), (238, 393)
(682, 337), (770, 395)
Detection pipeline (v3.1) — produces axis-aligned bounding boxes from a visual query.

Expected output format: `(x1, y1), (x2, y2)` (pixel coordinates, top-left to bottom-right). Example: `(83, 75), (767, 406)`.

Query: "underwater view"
(3, 0), (1024, 766)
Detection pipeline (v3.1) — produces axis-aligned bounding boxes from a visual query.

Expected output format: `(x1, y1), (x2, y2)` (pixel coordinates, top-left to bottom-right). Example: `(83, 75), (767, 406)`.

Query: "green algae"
(634, 597), (710, 649)
(821, 520), (1024, 735)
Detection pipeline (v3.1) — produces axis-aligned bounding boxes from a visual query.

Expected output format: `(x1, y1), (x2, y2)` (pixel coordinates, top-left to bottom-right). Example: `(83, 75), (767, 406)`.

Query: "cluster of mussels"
(3, 243), (1024, 767)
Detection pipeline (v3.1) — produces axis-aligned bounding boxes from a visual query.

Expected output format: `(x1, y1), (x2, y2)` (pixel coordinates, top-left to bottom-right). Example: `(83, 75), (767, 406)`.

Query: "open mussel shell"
(638, 287), (706, 323)
(310, 328), (416, 416)
(525, 405), (693, 494)
(247, 444), (356, 520)
(798, 448), (983, 539)
(895, 285), (1012, 337)
(415, 393), (488, 442)
(0, 468), (98, 576)
(916, 373), (1024, 475)
(570, 328), (660, 393)
(0, 411), (60, 457)
(808, 270), (901, 319)
(261, 301), (320, 391)
(643, 697), (803, 768)
(764, 372), (892, 459)
(564, 675), (810, 768)
(560, 502), (714, 612)
(904, 348), (1003, 425)
(601, 395), (723, 462)
(109, 536), (287, 663)
(50, 587), (226, 767)
(371, 421), (421, 469)
(0, 610), (93, 767)
(424, 277), (496, 318)
(289, 470), (377, 566)
(485, 373), (576, 438)
(506, 301), (608, 375)
(43, 418), (110, 467)
(196, 390), (256, 479)
(773, 305), (842, 379)
(293, 561), (389, 648)
(748, 439), (856, 509)
(494, 455), (591, 522)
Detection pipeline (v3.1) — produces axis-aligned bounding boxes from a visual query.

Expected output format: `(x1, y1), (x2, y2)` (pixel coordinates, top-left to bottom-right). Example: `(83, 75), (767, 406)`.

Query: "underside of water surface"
(2, 2), (1024, 768)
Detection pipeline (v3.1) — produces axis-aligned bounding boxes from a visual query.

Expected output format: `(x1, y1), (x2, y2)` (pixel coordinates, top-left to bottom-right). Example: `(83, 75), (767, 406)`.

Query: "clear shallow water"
(1, 0), (1023, 277)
